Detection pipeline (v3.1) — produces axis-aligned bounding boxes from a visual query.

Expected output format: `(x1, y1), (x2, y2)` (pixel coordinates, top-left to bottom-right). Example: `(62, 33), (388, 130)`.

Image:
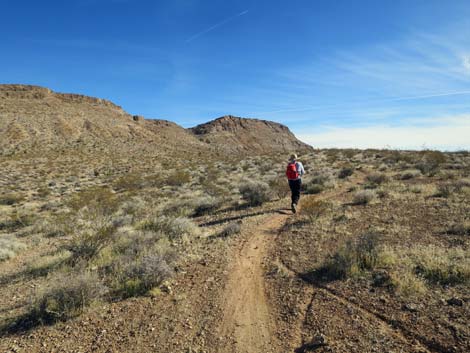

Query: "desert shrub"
(269, 177), (290, 199)
(67, 225), (116, 262)
(191, 196), (222, 216)
(365, 172), (388, 186)
(239, 181), (271, 206)
(0, 193), (25, 205)
(113, 173), (146, 192)
(219, 222), (242, 237)
(310, 172), (334, 186)
(352, 190), (375, 205)
(28, 272), (106, 323)
(166, 170), (191, 186)
(303, 183), (324, 194)
(338, 167), (354, 179)
(0, 235), (27, 261)
(399, 169), (421, 180)
(316, 232), (381, 280)
(138, 216), (199, 240)
(446, 221), (470, 236)
(413, 246), (470, 286)
(416, 151), (447, 175)
(434, 183), (454, 198)
(68, 187), (119, 216)
(113, 254), (173, 298)
(301, 199), (331, 221)
(453, 178), (470, 192)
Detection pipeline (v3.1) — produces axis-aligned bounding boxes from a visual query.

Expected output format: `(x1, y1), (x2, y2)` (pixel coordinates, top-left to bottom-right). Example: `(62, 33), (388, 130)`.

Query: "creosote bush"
(239, 181), (271, 206)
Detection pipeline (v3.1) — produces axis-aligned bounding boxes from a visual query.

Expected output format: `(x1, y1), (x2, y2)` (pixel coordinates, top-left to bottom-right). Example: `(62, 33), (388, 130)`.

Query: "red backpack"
(286, 162), (299, 180)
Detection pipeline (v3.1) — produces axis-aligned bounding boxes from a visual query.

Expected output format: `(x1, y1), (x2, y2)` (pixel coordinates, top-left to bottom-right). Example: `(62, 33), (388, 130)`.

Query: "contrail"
(254, 90), (470, 115)
(186, 10), (249, 43)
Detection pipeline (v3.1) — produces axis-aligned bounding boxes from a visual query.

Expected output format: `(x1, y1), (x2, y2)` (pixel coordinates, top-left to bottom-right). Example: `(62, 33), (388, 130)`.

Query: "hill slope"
(0, 85), (311, 157)
(0, 84), (204, 156)
(190, 115), (312, 154)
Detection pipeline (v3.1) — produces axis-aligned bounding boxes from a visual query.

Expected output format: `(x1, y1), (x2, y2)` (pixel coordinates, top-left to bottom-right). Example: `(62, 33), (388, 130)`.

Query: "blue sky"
(2, 0), (470, 150)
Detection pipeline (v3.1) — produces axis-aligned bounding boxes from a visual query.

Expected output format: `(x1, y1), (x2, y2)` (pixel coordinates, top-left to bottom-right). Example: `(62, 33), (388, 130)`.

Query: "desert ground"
(1, 86), (469, 353)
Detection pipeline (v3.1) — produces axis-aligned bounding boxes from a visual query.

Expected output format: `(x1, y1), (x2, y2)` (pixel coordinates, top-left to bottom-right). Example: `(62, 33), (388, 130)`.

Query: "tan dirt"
(215, 212), (288, 353)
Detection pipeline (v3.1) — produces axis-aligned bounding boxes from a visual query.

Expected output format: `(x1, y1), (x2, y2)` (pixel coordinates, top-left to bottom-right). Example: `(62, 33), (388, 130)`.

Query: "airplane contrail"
(186, 10), (249, 43)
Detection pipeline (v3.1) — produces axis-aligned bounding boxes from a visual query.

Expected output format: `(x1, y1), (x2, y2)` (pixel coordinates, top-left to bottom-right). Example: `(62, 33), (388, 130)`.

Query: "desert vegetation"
(1, 140), (469, 352)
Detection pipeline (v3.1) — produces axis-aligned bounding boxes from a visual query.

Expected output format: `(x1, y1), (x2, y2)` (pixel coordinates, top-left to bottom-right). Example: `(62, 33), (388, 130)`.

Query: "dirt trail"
(216, 212), (288, 353)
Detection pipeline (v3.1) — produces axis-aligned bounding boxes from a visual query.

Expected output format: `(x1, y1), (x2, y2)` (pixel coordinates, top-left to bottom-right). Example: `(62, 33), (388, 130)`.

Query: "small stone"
(402, 303), (418, 312)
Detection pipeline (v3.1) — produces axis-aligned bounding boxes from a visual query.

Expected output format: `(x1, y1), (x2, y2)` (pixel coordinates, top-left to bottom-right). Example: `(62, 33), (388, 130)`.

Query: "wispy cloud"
(186, 10), (248, 42)
(463, 55), (470, 74)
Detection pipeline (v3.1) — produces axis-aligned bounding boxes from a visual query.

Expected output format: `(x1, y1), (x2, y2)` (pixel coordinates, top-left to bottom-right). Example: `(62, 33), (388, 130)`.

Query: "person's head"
(289, 153), (297, 162)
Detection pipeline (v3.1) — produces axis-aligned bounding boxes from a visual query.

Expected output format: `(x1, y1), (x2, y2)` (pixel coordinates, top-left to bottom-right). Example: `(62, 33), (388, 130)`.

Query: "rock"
(447, 297), (463, 306)
(402, 303), (418, 312)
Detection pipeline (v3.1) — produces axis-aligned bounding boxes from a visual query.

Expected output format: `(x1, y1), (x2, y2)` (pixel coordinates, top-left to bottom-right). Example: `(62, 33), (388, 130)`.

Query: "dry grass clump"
(218, 222), (242, 238)
(166, 170), (191, 186)
(434, 183), (455, 198)
(35, 213), (73, 237)
(239, 181), (272, 206)
(0, 193), (25, 205)
(269, 177), (290, 199)
(191, 196), (222, 216)
(365, 172), (388, 187)
(111, 253), (174, 298)
(301, 198), (332, 222)
(303, 171), (335, 194)
(352, 190), (375, 205)
(316, 232), (382, 280)
(412, 246), (470, 286)
(399, 169), (421, 180)
(137, 216), (200, 240)
(27, 272), (106, 324)
(68, 186), (119, 216)
(26, 250), (72, 276)
(446, 221), (470, 236)
(0, 212), (35, 232)
(0, 235), (27, 261)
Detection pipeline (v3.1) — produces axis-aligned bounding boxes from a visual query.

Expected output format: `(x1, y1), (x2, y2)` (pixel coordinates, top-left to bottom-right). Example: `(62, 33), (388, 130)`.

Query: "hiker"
(286, 154), (305, 213)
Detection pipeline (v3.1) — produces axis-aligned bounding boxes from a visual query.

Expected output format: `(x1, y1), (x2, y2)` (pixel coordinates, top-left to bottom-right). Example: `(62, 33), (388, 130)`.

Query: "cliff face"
(0, 86), (311, 157)
(190, 115), (312, 154)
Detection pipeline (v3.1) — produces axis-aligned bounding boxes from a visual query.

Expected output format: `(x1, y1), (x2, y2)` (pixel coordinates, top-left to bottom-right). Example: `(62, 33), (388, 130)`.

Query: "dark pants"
(288, 179), (301, 205)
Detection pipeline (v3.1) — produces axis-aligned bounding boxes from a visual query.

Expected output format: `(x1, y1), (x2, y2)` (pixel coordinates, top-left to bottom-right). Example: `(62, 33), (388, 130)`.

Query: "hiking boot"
(291, 203), (297, 214)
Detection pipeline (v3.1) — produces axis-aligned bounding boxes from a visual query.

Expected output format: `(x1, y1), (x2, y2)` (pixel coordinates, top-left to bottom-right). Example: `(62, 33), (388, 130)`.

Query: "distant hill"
(190, 115), (312, 154)
(0, 85), (311, 157)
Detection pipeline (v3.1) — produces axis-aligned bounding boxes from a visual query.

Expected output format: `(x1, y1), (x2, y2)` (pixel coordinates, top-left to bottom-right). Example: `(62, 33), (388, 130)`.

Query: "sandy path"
(216, 212), (288, 353)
